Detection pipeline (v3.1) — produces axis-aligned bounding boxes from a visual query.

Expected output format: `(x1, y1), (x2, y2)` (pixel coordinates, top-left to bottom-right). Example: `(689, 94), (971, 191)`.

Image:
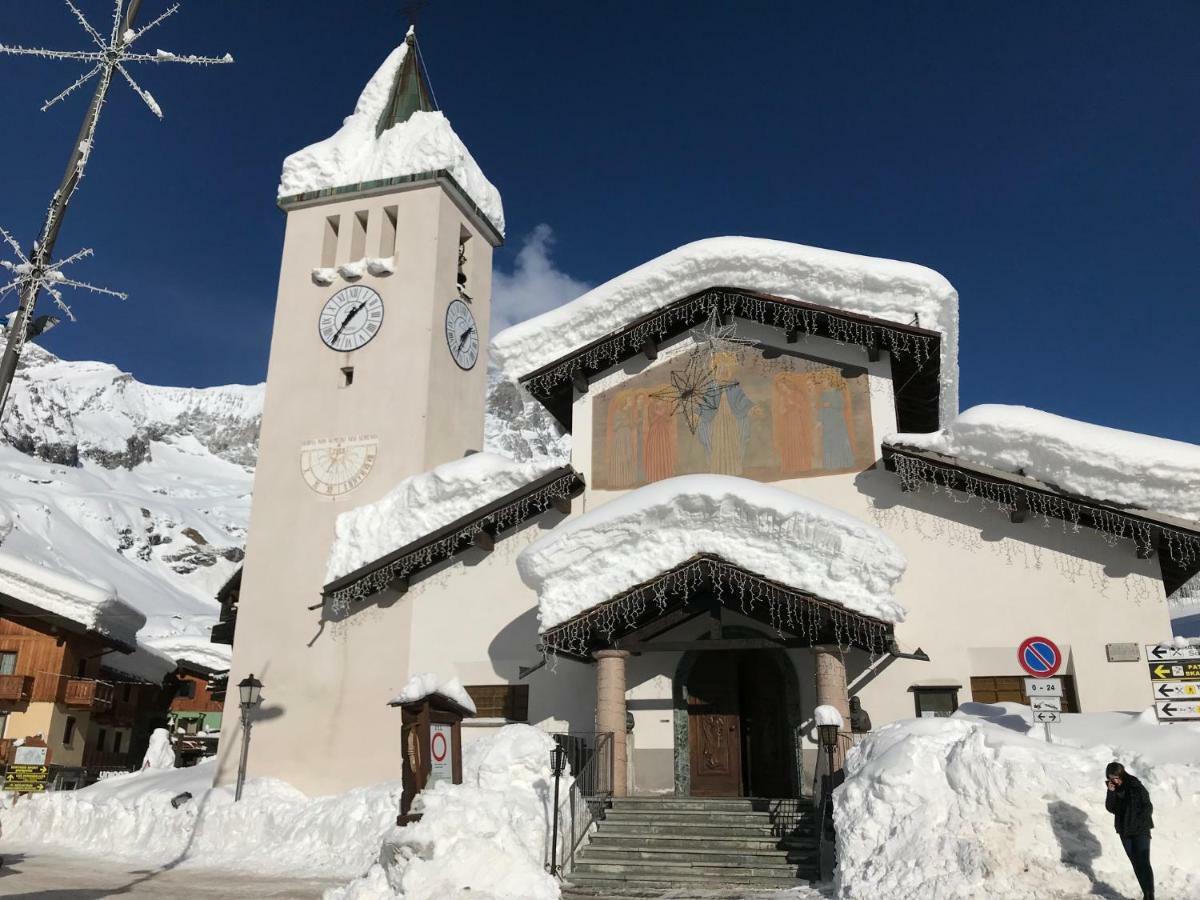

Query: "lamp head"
(238, 673), (263, 708)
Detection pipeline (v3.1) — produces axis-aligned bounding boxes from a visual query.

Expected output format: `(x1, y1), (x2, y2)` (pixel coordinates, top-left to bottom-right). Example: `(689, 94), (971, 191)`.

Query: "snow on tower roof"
(278, 36), (505, 237)
(491, 236), (959, 420)
(888, 404), (1200, 524)
(518, 475), (908, 632)
(326, 452), (561, 583)
(0, 550), (143, 651)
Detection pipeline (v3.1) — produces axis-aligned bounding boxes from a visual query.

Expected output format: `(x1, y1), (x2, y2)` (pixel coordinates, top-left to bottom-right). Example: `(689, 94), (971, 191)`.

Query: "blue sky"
(0, 1), (1195, 441)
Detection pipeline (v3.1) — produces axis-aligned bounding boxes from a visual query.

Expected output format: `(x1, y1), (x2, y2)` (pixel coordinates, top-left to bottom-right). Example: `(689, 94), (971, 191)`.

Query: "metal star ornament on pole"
(0, 0), (232, 419)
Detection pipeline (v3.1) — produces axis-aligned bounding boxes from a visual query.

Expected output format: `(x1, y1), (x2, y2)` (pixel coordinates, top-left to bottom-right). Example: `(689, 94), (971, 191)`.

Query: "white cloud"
(490, 224), (589, 333)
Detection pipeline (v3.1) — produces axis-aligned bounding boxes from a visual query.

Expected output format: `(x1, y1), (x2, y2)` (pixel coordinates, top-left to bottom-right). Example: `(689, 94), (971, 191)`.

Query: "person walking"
(1105, 761), (1154, 900)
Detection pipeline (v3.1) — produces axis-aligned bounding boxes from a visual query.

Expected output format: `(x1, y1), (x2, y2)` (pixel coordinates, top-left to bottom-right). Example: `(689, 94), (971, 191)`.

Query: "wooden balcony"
(62, 678), (114, 711)
(0, 673), (34, 703)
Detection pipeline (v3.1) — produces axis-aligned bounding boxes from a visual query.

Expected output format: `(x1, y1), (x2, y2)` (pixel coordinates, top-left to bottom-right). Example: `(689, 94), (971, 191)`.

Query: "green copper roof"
(376, 33), (435, 137)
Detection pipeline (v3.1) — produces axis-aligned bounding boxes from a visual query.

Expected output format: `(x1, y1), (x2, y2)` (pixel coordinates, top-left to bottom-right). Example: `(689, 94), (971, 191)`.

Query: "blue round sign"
(1018, 636), (1062, 677)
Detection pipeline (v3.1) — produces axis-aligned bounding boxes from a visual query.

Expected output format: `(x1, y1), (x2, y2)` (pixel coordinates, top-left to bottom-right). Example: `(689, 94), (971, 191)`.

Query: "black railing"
(547, 731), (613, 875)
(812, 732), (852, 881)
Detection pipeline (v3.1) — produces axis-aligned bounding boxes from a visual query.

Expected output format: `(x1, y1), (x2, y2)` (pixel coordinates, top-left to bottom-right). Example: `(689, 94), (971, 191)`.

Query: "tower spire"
(376, 27), (436, 137)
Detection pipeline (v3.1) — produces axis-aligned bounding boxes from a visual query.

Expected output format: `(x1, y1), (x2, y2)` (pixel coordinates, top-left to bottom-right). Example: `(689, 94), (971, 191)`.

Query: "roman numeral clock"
(318, 285), (384, 352)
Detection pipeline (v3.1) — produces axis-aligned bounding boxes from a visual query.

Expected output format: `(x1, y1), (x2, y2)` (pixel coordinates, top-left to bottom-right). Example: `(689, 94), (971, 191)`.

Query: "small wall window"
(123, 683), (133, 702)
(0, 651), (16, 675)
(113, 731), (122, 754)
(96, 728), (107, 753)
(464, 684), (529, 722)
(322, 215), (340, 268)
(340, 366), (354, 388)
(76, 658), (88, 677)
(970, 674), (1080, 713)
(350, 209), (368, 260)
(177, 680), (197, 700)
(910, 686), (960, 718)
(379, 205), (397, 257)
(63, 715), (77, 746)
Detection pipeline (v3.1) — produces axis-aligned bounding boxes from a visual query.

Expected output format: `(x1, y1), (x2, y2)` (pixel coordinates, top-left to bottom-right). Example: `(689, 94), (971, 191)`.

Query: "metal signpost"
(1147, 644), (1200, 722)
(1019, 636), (1063, 741)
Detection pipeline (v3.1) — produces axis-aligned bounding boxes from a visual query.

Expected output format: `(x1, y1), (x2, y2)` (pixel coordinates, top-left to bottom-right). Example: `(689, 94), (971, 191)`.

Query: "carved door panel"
(688, 653), (742, 797)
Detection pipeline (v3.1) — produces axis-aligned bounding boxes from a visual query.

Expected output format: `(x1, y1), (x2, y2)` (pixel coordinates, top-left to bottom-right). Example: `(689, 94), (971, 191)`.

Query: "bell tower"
(217, 29), (505, 793)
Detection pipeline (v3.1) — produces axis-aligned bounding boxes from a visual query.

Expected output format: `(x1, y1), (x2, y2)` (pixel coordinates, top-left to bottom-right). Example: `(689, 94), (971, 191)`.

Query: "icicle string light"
(539, 554), (893, 661)
(326, 470), (581, 612)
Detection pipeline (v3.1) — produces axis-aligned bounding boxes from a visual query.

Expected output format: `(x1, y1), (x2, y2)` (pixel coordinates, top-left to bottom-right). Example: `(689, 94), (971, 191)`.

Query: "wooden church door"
(687, 652), (742, 796)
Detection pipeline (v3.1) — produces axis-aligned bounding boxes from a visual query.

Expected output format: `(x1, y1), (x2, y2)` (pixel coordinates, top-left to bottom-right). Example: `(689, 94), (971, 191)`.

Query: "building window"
(113, 731), (122, 754)
(76, 658), (88, 677)
(0, 651), (16, 675)
(123, 683), (133, 702)
(96, 728), (107, 753)
(63, 715), (77, 746)
(464, 684), (529, 722)
(910, 686), (960, 718)
(970, 675), (1080, 713)
(176, 680), (197, 700)
(322, 215), (340, 268)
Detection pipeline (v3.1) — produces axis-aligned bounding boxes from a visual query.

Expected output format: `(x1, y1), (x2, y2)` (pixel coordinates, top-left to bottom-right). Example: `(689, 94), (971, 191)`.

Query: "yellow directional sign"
(8, 764), (48, 776)
(3, 780), (47, 792)
(1149, 662), (1200, 681)
(4, 762), (50, 792)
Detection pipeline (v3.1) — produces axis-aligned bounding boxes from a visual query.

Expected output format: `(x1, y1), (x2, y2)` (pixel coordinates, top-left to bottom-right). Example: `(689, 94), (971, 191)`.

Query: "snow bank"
(491, 236), (959, 420)
(0, 549), (143, 648)
(327, 453), (560, 582)
(326, 725), (564, 900)
(278, 41), (505, 236)
(0, 757), (401, 879)
(519, 475), (907, 631)
(835, 710), (1200, 899)
(390, 672), (477, 715)
(141, 728), (175, 770)
(890, 404), (1200, 523)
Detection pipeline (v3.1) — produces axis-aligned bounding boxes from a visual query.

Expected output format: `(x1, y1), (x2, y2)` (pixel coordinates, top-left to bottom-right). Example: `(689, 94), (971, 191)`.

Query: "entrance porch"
(540, 554), (894, 798)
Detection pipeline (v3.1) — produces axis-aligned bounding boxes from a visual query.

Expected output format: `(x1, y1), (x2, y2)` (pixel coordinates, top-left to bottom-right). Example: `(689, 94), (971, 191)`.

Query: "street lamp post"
(234, 673), (263, 802)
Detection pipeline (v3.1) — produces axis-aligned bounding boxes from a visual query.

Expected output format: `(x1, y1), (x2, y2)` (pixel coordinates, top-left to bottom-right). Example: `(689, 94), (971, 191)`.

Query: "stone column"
(813, 645), (851, 771)
(594, 648), (631, 797)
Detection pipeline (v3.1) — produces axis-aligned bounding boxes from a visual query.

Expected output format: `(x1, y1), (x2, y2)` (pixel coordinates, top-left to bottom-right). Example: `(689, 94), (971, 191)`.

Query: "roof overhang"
(322, 466), (585, 610)
(539, 553), (895, 663)
(882, 442), (1200, 594)
(278, 168), (504, 247)
(516, 286), (942, 435)
(0, 592), (137, 655)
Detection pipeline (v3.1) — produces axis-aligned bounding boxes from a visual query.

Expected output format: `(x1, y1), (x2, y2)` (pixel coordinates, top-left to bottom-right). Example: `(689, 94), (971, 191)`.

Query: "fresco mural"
(593, 348), (874, 489)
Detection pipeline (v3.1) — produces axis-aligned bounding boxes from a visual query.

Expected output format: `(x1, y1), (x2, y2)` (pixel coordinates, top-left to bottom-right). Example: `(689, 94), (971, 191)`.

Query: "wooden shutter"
(464, 684), (530, 721)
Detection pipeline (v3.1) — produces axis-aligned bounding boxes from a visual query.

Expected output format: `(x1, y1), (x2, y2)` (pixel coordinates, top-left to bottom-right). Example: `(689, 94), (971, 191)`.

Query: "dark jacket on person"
(1105, 774), (1154, 837)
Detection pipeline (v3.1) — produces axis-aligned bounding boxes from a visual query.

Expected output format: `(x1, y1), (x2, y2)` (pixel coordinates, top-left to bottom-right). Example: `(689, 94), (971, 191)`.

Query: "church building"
(217, 30), (1200, 807)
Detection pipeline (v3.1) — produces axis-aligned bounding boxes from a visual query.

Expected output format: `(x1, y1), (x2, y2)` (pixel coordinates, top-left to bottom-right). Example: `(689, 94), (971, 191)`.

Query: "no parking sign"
(428, 723), (452, 785)
(1018, 636), (1062, 678)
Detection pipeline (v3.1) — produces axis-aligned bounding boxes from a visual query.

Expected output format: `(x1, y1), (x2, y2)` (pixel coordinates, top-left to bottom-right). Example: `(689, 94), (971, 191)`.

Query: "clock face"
(444, 299), (479, 370)
(300, 436), (378, 497)
(319, 286), (384, 352)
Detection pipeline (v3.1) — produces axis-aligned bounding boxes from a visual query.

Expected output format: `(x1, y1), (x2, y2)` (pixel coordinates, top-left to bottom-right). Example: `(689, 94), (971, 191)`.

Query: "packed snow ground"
(278, 37), (505, 236)
(0, 756), (400, 880)
(835, 703), (1200, 899)
(890, 403), (1200, 524)
(519, 475), (907, 631)
(491, 237), (959, 421)
(327, 453), (560, 581)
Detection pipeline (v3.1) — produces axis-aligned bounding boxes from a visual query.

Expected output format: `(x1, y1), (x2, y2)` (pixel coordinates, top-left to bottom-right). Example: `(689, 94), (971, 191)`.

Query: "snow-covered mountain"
(0, 342), (261, 655)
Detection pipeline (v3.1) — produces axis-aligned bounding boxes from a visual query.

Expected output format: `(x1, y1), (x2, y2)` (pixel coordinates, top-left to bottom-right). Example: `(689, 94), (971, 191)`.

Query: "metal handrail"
(547, 731), (613, 875)
(813, 731), (853, 881)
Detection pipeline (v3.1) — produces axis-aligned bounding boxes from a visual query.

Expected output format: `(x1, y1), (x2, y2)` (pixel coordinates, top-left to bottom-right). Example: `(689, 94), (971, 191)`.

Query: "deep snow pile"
(0, 757), (401, 879)
(483, 365), (570, 466)
(326, 725), (565, 900)
(834, 705), (1200, 899)
(327, 453), (560, 581)
(278, 37), (505, 236)
(519, 475), (907, 631)
(491, 236), (960, 420)
(0, 550), (143, 648)
(889, 404), (1200, 523)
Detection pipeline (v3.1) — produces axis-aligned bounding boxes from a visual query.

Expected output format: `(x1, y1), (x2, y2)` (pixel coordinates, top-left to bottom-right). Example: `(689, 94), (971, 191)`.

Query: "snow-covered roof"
(278, 38), (505, 237)
(326, 453), (562, 583)
(144, 633), (232, 675)
(103, 642), (177, 684)
(0, 550), (144, 650)
(491, 237), (959, 421)
(518, 475), (908, 632)
(389, 671), (477, 715)
(889, 404), (1200, 525)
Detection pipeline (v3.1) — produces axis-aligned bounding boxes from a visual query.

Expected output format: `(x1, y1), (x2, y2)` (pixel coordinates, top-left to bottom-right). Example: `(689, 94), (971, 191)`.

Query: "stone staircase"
(564, 796), (818, 896)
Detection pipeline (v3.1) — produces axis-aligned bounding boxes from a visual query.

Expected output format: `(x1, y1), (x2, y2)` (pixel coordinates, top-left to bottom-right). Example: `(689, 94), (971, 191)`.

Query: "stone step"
(578, 845), (808, 867)
(568, 863), (807, 884)
(603, 810), (780, 826)
(591, 820), (814, 839)
(586, 833), (817, 854)
(564, 876), (811, 896)
(612, 796), (811, 813)
(574, 858), (800, 877)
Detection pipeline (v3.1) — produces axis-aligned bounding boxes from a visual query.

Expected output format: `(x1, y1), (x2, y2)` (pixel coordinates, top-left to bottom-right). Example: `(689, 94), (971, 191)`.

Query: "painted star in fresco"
(651, 351), (735, 434)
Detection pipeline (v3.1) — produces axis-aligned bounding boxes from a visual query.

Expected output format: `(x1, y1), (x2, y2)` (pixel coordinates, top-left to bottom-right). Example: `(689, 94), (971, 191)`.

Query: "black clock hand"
(457, 325), (475, 350)
(332, 303), (366, 342)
